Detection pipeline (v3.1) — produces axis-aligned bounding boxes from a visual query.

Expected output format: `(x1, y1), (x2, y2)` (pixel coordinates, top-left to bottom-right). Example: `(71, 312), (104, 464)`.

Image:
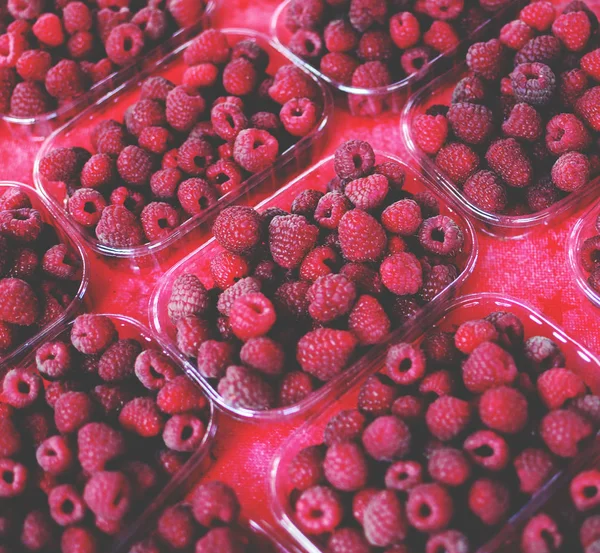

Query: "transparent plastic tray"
(269, 292), (600, 553)
(1, 312), (218, 553)
(33, 28), (333, 262)
(149, 151), (478, 422)
(569, 200), (600, 310)
(1, 2), (217, 140)
(270, 0), (520, 116)
(401, 64), (600, 240)
(0, 181), (90, 370)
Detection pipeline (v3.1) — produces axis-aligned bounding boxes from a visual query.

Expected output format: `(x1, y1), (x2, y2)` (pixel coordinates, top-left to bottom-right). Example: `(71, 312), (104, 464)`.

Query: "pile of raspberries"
(0, 0), (208, 117)
(0, 313), (211, 553)
(128, 481), (275, 552)
(166, 138), (467, 411)
(580, 213), (600, 294)
(38, 29), (324, 248)
(518, 462), (600, 553)
(0, 187), (83, 356)
(281, 0), (514, 115)
(285, 310), (600, 552)
(411, 0), (600, 215)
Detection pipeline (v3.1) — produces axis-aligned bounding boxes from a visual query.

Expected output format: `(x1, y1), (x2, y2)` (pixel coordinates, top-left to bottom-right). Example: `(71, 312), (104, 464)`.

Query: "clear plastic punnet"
(569, 200), (600, 310)
(1, 2), (217, 140)
(269, 292), (600, 553)
(270, 0), (520, 116)
(33, 28), (332, 267)
(149, 151), (478, 422)
(0, 313), (218, 553)
(0, 181), (90, 370)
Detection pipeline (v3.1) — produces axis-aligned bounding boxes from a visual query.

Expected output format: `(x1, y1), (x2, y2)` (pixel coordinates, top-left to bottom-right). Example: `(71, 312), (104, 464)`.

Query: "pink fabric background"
(2, 0), (599, 531)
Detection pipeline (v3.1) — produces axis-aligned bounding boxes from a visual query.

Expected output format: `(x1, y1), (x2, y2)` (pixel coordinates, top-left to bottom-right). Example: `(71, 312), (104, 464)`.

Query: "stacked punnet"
(166, 139), (469, 411)
(0, 314), (211, 553)
(0, 0), (209, 117)
(37, 28), (325, 249)
(411, 0), (600, 215)
(283, 308), (600, 552)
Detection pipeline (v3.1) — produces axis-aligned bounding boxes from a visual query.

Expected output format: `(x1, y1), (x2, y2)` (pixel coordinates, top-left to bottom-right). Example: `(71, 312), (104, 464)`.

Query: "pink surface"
(2, 0), (600, 532)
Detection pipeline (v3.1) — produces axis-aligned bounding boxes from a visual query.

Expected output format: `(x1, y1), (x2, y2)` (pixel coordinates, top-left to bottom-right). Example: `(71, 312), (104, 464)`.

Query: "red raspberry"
(380, 252), (423, 295)
(307, 274), (356, 323)
(388, 11), (420, 49)
(537, 368), (586, 410)
(163, 413), (206, 452)
(363, 490), (407, 547)
(425, 531), (468, 553)
(499, 20), (534, 50)
(95, 203), (144, 247)
(288, 29), (324, 60)
(357, 30), (393, 62)
(462, 341), (517, 392)
(233, 128), (279, 174)
(280, 97), (318, 137)
(413, 114), (448, 155)
(288, 445), (324, 491)
(33, 13), (65, 47)
(300, 246), (339, 282)
(2, 367), (41, 408)
(295, 485), (343, 535)
(434, 142), (480, 186)
(194, 340), (231, 379)
(45, 59), (85, 100)
(217, 365), (274, 410)
(514, 447), (556, 495)
(520, 514), (562, 553)
(131, 7), (167, 42)
(80, 153), (116, 189)
(510, 62), (556, 108)
(117, 145), (154, 186)
(48, 484), (86, 526)
(454, 319), (498, 354)
(222, 58), (257, 97)
(239, 337), (283, 376)
(20, 510), (54, 551)
(524, 335), (565, 373)
(384, 342), (425, 385)
(63, 1), (92, 34)
(117, 397), (164, 438)
(313, 192), (351, 230)
(324, 19), (358, 52)
(9, 81), (49, 117)
(328, 528), (371, 553)
(575, 87), (600, 131)
(422, 330), (458, 368)
(167, 274), (209, 324)
(559, 68), (588, 107)
(217, 276), (261, 316)
(70, 315), (116, 355)
(268, 214), (318, 269)
(0, 208), (42, 242)
(362, 415), (411, 461)
(165, 85), (206, 132)
(156, 504), (194, 549)
(39, 147), (80, 182)
(34, 341), (70, 381)
(428, 447), (471, 487)
(570, 469), (600, 511)
(424, 20), (459, 53)
(182, 62), (219, 89)
(401, 46), (433, 77)
(486, 138), (532, 188)
(426, 396), (472, 441)
(358, 374), (396, 416)
(348, 294), (390, 345)
(54, 391), (93, 434)
(338, 209), (386, 263)
(468, 478), (510, 526)
(384, 460), (422, 492)
(124, 99), (166, 138)
(176, 178), (217, 216)
(0, 415), (20, 458)
(447, 102), (494, 145)
(134, 350), (177, 391)
(279, 371), (314, 406)
(553, 11), (591, 51)
(515, 35), (561, 66)
(229, 292), (276, 341)
(98, 338), (141, 382)
(285, 0), (325, 31)
(407, 483), (453, 533)
(323, 441), (368, 492)
(582, 49), (600, 82)
(466, 39), (504, 80)
(209, 251), (249, 290)
(546, 113), (591, 155)
(157, 375), (206, 414)
(210, 102), (247, 142)
(0, 458), (27, 497)
(419, 215), (464, 256)
(581, 516), (600, 548)
(41, 243), (78, 279)
(502, 103), (542, 142)
(84, 470), (131, 521)
(140, 202), (180, 241)
(16, 49), (51, 82)
(541, 409), (593, 458)
(352, 488), (379, 525)
(479, 385), (528, 434)
(419, 370), (455, 397)
(213, 206), (262, 256)
(520, 1), (555, 31)
(191, 482), (240, 529)
(570, 395), (600, 425)
(269, 65), (319, 105)
(61, 526), (97, 553)
(420, 264), (458, 303)
(297, 328), (357, 381)
(77, 422), (125, 473)
(105, 23), (144, 66)
(7, 0), (43, 19)
(334, 140), (375, 180)
(184, 30), (230, 67)
(463, 429), (509, 471)
(178, 315), (209, 360)
(323, 409), (366, 446)
(551, 151), (590, 192)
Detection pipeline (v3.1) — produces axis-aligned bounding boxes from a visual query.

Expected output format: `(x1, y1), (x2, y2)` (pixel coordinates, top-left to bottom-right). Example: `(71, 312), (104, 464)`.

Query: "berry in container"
(0, 181), (89, 370)
(270, 0), (521, 116)
(0, 312), (217, 553)
(149, 139), (477, 422)
(33, 28), (332, 268)
(569, 200), (600, 311)
(269, 292), (600, 553)
(0, 0), (217, 139)
(401, 0), (600, 239)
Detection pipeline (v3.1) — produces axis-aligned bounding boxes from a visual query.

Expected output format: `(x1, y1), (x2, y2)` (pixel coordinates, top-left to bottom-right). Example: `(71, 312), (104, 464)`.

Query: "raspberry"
(206, 160), (243, 195)
(324, 19), (359, 52)
(420, 370), (455, 397)
(163, 413), (205, 451)
(279, 371), (314, 406)
(380, 252), (422, 295)
(582, 517), (600, 548)
(0, 458), (27, 497)
(166, 85), (206, 132)
(124, 100), (166, 138)
(514, 36), (561, 67)
(454, 319), (498, 354)
(419, 215), (464, 256)
(384, 460), (422, 492)
(16, 49), (51, 82)
(575, 87), (600, 131)
(210, 251), (249, 289)
(425, 0), (463, 20)
(426, 531), (469, 553)
(340, 263), (383, 296)
(81, 58), (114, 83)
(229, 292), (276, 341)
(510, 62), (556, 107)
(513, 447), (556, 495)
(117, 397), (164, 437)
(447, 102), (494, 144)
(362, 415), (411, 461)
(338, 209), (386, 263)
(545, 113), (591, 156)
(41, 244), (78, 280)
(502, 103), (543, 142)
(426, 396), (471, 441)
(240, 336), (285, 374)
(140, 202), (180, 241)
(500, 20), (534, 51)
(289, 30), (324, 60)
(520, 518), (563, 553)
(268, 214), (318, 269)
(231, 39), (269, 71)
(21, 510), (53, 551)
(313, 192), (351, 230)
(61, 526), (97, 553)
(357, 30), (393, 62)
(217, 276), (261, 316)
(92, 384), (133, 418)
(211, 102), (248, 142)
(328, 528), (371, 553)
(413, 114), (449, 156)
(523, 335), (565, 373)
(420, 264), (458, 303)
(462, 341), (517, 392)
(233, 128), (278, 173)
(295, 486), (343, 535)
(269, 65), (319, 104)
(383, 342), (424, 385)
(452, 74), (487, 104)
(552, 151), (590, 192)
(176, 178), (216, 216)
(288, 446), (325, 490)
(177, 315), (209, 356)
(570, 470), (600, 511)
(363, 490), (407, 547)
(428, 447), (471, 487)
(217, 365), (274, 410)
(480, 385), (528, 434)
(334, 140), (375, 180)
(323, 410), (366, 446)
(358, 374), (396, 416)
(45, 59), (86, 100)
(552, 11), (591, 51)
(54, 391), (94, 434)
(324, 441), (368, 491)
(8, 0), (43, 19)
(520, 1), (555, 31)
(84, 470), (131, 521)
(424, 21), (460, 53)
(286, 0), (325, 30)
(167, 274), (210, 326)
(48, 484), (86, 526)
(570, 395), (600, 425)
(560, 68), (588, 107)
(96, 203), (145, 247)
(77, 422), (125, 473)
(542, 409), (593, 457)
(348, 294), (390, 345)
(435, 142), (480, 185)
(2, 367), (41, 408)
(279, 97), (318, 138)
(464, 429), (509, 471)
(0, 208), (43, 242)
(156, 504), (195, 549)
(33, 13), (65, 47)
(307, 274), (356, 323)
(79, 153), (116, 190)
(536, 368), (586, 410)
(374, 161), (405, 190)
(97, 338), (141, 382)
(407, 483), (453, 532)
(466, 39), (505, 81)
(297, 328), (357, 381)
(401, 46), (433, 76)
(9, 81), (49, 116)
(469, 478), (510, 526)
(154, 376), (204, 416)
(105, 23), (144, 66)
(581, 49), (600, 81)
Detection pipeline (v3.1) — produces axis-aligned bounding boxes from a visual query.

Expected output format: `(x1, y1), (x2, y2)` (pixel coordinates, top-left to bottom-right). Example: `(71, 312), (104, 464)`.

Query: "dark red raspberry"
(407, 483), (453, 532)
(537, 368), (586, 409)
(278, 371), (314, 406)
(528, 176), (560, 211)
(307, 274), (356, 322)
(452, 74), (487, 104)
(297, 328), (357, 381)
(231, 39), (269, 71)
(428, 447), (471, 487)
(9, 81), (49, 117)
(510, 62), (556, 107)
(334, 140), (375, 180)
(435, 142), (480, 185)
(77, 422), (125, 473)
(521, 514), (563, 553)
(466, 39), (505, 80)
(486, 138), (532, 188)
(447, 102), (494, 145)
(541, 409), (593, 457)
(20, 510), (54, 551)
(295, 485), (343, 535)
(502, 103), (542, 142)
(552, 10), (591, 51)
(413, 114), (449, 155)
(363, 490), (407, 547)
(177, 178), (217, 216)
(98, 338), (141, 382)
(124, 100), (166, 138)
(0, 208), (43, 241)
(233, 128), (279, 173)
(313, 192), (351, 230)
(523, 335), (565, 373)
(463, 170), (507, 213)
(269, 214), (318, 269)
(514, 36), (561, 67)
(213, 206), (262, 256)
(348, 295), (390, 345)
(105, 23), (144, 66)
(42, 244), (79, 279)
(423, 330), (459, 367)
(514, 447), (556, 494)
(419, 215), (464, 256)
(559, 68), (588, 107)
(166, 85), (206, 132)
(469, 478), (510, 526)
(0, 415), (21, 458)
(211, 103), (248, 142)
(552, 151), (590, 192)
(288, 446), (324, 491)
(280, 97), (319, 137)
(45, 59), (85, 100)
(338, 209), (386, 262)
(380, 252), (422, 295)
(217, 277), (261, 316)
(420, 264), (458, 303)
(324, 19), (359, 52)
(217, 365), (274, 410)
(575, 86), (600, 131)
